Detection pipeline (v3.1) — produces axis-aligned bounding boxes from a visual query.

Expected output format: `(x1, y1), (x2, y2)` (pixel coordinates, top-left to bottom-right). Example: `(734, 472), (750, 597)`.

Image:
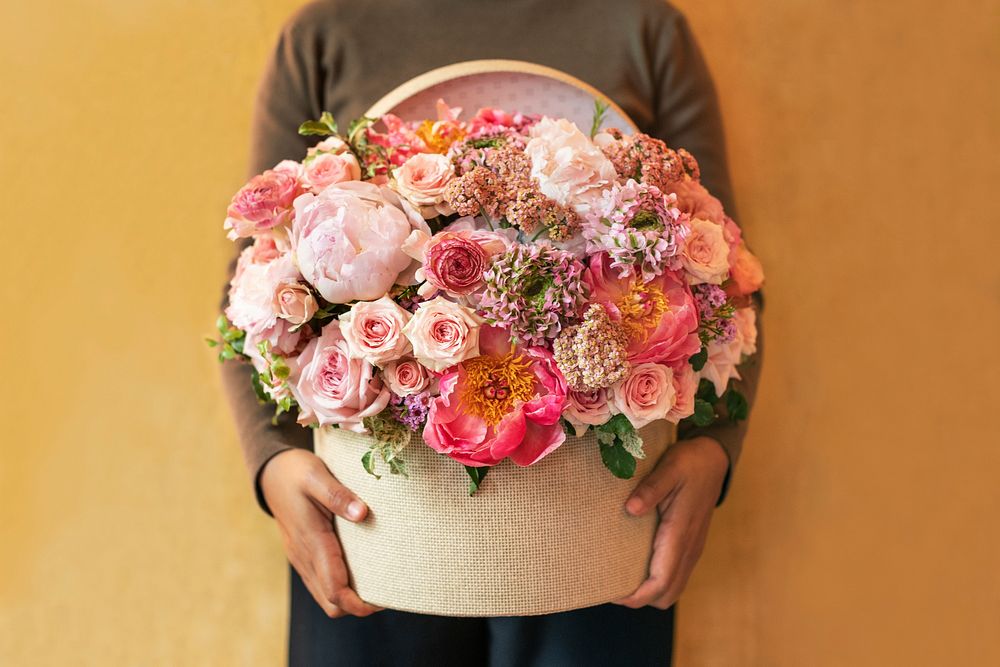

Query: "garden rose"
(681, 218), (730, 285)
(585, 252), (700, 366)
(669, 179), (725, 224)
(382, 358), (432, 396)
(403, 296), (484, 372)
(525, 117), (618, 217)
(732, 307), (758, 357)
(307, 136), (349, 157)
(393, 153), (455, 216)
(304, 151), (361, 192)
(223, 167), (301, 240)
(726, 242), (765, 296)
(289, 322), (390, 430)
(291, 181), (415, 304)
(610, 362), (678, 429)
(665, 362), (697, 423)
(338, 296), (412, 367)
(423, 325), (567, 467)
(272, 282), (317, 326)
(563, 388), (612, 436)
(422, 231), (490, 296)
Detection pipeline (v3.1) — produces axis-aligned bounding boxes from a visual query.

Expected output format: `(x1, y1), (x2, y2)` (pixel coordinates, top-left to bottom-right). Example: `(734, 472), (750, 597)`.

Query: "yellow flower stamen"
(616, 281), (668, 343)
(460, 352), (536, 426)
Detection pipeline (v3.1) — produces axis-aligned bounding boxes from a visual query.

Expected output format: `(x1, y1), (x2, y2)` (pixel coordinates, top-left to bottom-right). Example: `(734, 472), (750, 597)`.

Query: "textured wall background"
(1, 1), (997, 665)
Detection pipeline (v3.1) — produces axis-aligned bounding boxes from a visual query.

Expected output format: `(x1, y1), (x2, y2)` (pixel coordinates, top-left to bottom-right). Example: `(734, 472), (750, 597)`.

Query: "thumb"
(626, 455), (682, 517)
(305, 466), (368, 523)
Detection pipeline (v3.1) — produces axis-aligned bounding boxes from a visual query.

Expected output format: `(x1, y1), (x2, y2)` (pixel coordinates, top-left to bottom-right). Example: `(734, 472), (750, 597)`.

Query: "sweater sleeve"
(645, 6), (764, 504)
(218, 7), (331, 515)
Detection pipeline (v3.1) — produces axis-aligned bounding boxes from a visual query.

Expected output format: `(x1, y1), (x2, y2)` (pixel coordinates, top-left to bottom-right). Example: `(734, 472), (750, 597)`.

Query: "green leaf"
(599, 414), (644, 459)
(361, 450), (380, 479)
(599, 440), (636, 479)
(249, 368), (269, 403)
(725, 388), (749, 422)
(590, 99), (610, 138)
(464, 465), (490, 495)
(689, 346), (708, 371)
(692, 398), (716, 427)
(298, 111), (339, 136)
(696, 378), (717, 401)
(204, 337), (218, 347)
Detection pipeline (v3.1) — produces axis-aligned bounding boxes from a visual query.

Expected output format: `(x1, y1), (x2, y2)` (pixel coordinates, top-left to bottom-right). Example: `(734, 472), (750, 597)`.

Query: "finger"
(309, 531), (383, 617)
(304, 466), (368, 522)
(653, 515), (713, 609)
(625, 456), (683, 517)
(300, 566), (344, 618)
(613, 512), (689, 608)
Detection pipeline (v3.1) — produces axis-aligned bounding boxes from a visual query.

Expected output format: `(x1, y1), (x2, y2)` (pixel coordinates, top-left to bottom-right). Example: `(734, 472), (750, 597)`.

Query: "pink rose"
(382, 358), (432, 396)
(585, 252), (701, 366)
(525, 117), (618, 217)
(668, 179), (725, 224)
(307, 136), (349, 157)
(402, 296), (483, 372)
(289, 322), (390, 430)
(726, 243), (765, 296)
(291, 181), (416, 304)
(223, 167), (301, 240)
(226, 245), (302, 347)
(610, 362), (678, 429)
(338, 296), (412, 367)
(273, 282), (317, 326)
(681, 218), (730, 285)
(304, 152), (361, 192)
(563, 388), (612, 436)
(393, 153), (455, 216)
(666, 362), (697, 423)
(732, 307), (758, 357)
(423, 326), (567, 467)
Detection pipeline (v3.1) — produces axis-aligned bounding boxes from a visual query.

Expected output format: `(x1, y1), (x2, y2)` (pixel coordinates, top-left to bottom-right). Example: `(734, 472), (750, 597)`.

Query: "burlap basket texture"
(314, 421), (676, 617)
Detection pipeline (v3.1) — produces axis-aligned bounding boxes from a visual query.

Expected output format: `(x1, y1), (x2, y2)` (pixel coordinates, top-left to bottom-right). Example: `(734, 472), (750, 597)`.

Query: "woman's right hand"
(259, 448), (383, 618)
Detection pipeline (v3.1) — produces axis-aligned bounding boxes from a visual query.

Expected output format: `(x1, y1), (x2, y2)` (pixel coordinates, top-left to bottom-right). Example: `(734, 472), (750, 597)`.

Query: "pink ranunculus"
(382, 357), (432, 396)
(610, 362), (678, 429)
(423, 325), (567, 467)
(668, 179), (725, 224)
(304, 151), (361, 192)
(726, 242), (765, 296)
(338, 296), (412, 367)
(402, 296), (483, 372)
(273, 282), (317, 326)
(525, 117), (618, 218)
(422, 231), (489, 296)
(291, 181), (416, 304)
(666, 362), (697, 423)
(289, 322), (390, 430)
(681, 218), (730, 285)
(563, 388), (612, 436)
(223, 167), (302, 240)
(585, 252), (701, 366)
(392, 153), (455, 216)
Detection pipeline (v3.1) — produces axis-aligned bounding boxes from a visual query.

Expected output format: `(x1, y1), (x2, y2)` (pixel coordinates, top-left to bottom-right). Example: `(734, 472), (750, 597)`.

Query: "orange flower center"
(460, 352), (536, 425)
(616, 282), (668, 343)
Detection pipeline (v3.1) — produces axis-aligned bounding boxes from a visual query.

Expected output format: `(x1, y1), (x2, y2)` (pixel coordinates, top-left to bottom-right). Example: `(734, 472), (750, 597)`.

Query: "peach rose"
(272, 282), (318, 326)
(726, 243), (764, 296)
(383, 358), (432, 396)
(304, 151), (361, 192)
(681, 218), (730, 285)
(402, 296), (483, 372)
(732, 307), (758, 357)
(393, 153), (455, 217)
(610, 362), (678, 429)
(666, 362), (697, 423)
(563, 388), (613, 436)
(338, 296), (413, 367)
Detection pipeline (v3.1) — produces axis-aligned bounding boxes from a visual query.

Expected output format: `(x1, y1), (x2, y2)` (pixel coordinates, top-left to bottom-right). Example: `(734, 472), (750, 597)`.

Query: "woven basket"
(314, 421), (675, 617)
(311, 61), (665, 617)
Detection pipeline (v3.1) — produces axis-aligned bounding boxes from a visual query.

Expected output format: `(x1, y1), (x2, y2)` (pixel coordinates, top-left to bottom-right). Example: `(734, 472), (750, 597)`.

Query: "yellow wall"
(1, 1), (997, 665)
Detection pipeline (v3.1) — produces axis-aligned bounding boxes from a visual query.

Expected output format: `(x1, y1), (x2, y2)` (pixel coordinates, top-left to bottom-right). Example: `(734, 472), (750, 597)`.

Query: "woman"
(220, 1), (761, 664)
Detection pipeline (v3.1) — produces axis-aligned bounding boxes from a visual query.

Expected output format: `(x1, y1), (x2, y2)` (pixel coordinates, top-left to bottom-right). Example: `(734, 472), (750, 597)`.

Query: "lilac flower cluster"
(389, 391), (433, 431)
(582, 179), (689, 282)
(480, 243), (589, 345)
(692, 283), (736, 344)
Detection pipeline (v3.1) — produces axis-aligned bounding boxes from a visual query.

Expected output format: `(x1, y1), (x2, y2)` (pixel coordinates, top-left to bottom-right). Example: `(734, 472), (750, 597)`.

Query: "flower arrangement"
(210, 101), (764, 491)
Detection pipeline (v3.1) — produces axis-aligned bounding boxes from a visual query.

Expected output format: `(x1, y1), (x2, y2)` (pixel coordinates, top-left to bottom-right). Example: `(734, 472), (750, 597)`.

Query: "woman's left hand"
(614, 435), (730, 610)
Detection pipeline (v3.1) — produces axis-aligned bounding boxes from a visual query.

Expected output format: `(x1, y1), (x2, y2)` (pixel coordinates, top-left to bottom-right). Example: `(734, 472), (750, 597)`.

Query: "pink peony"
(585, 252), (700, 366)
(289, 322), (390, 430)
(303, 152), (361, 192)
(291, 181), (416, 304)
(609, 362), (678, 429)
(726, 242), (765, 296)
(338, 296), (412, 367)
(681, 218), (730, 285)
(423, 325), (567, 467)
(525, 117), (618, 218)
(223, 167), (301, 240)
(382, 358), (432, 396)
(226, 243), (306, 355)
(668, 179), (725, 224)
(402, 296), (484, 372)
(563, 388), (613, 436)
(392, 153), (455, 217)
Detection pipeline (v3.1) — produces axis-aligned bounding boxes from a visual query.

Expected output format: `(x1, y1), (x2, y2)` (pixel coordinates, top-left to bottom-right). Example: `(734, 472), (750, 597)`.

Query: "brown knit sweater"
(219, 0), (763, 511)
